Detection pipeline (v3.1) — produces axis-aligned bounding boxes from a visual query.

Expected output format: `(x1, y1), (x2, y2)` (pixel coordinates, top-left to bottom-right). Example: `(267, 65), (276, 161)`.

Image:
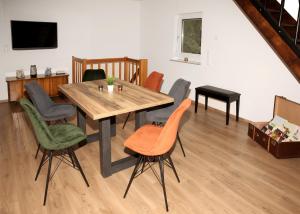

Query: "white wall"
(0, 0), (141, 100)
(140, 0), (300, 121)
(276, 0), (299, 19)
(0, 0), (6, 99)
(1, 0), (299, 121)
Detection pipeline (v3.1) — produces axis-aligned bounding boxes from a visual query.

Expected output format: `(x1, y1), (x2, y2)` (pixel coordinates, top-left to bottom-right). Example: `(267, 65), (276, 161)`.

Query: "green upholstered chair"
(25, 81), (76, 159)
(19, 98), (89, 205)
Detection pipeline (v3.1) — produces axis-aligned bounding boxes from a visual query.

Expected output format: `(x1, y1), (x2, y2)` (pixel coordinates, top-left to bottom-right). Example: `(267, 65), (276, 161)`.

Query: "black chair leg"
(124, 155), (142, 198)
(177, 132), (186, 157)
(122, 112), (131, 129)
(158, 156), (168, 212)
(43, 151), (53, 206)
(67, 149), (76, 168)
(70, 150), (89, 187)
(35, 144), (41, 159)
(141, 158), (146, 173)
(167, 156), (180, 183)
(35, 150), (46, 181)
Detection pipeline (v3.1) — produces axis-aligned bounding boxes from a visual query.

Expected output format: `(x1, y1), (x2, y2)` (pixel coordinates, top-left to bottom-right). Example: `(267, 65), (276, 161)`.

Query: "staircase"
(234, 0), (300, 82)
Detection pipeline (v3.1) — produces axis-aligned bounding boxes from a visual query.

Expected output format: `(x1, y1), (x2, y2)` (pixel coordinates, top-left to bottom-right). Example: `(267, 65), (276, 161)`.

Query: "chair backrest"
(19, 98), (54, 149)
(143, 71), (164, 92)
(168, 78), (191, 111)
(150, 99), (191, 155)
(82, 69), (106, 82)
(25, 81), (54, 114)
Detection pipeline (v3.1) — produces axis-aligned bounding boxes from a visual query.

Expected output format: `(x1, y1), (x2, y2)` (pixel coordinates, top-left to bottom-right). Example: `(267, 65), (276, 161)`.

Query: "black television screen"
(11, 20), (57, 50)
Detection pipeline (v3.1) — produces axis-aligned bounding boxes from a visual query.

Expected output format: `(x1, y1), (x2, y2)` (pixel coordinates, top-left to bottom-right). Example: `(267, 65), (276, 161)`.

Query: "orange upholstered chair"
(123, 99), (191, 211)
(122, 71), (164, 129)
(143, 71), (164, 91)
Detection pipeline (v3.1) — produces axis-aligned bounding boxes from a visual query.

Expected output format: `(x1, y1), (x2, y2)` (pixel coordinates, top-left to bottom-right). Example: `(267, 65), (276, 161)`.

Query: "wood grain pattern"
(6, 74), (69, 102)
(1, 100), (300, 214)
(59, 79), (174, 120)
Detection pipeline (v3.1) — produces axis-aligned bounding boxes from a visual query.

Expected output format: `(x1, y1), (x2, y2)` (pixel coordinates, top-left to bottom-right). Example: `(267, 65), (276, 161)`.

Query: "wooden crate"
(248, 96), (300, 158)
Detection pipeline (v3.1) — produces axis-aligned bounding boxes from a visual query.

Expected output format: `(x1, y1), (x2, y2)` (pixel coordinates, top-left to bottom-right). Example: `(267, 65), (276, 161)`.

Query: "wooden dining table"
(59, 79), (174, 177)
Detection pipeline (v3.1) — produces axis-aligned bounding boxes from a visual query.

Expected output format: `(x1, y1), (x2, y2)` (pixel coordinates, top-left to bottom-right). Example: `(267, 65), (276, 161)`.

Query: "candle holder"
(30, 65), (37, 78)
(117, 84), (123, 92)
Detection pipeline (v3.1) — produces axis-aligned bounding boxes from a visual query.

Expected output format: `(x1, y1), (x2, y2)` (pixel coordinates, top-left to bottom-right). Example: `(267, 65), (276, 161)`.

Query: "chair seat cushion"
(124, 124), (162, 156)
(42, 104), (76, 121)
(146, 78), (191, 124)
(48, 124), (86, 150)
(146, 108), (171, 123)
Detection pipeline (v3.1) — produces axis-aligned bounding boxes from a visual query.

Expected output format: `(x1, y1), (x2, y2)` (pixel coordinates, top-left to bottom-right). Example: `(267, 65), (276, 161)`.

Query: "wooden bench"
(195, 85), (241, 125)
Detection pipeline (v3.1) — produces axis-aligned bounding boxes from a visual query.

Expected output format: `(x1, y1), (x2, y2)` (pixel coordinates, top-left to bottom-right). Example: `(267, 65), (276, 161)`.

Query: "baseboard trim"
(0, 99), (8, 103)
(191, 100), (251, 124)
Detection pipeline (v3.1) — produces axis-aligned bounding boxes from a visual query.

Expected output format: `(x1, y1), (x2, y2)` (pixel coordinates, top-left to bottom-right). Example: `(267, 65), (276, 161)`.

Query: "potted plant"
(106, 76), (114, 93)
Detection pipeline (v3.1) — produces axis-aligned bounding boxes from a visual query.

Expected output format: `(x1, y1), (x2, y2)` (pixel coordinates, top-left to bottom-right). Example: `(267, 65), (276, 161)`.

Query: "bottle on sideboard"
(30, 65), (37, 78)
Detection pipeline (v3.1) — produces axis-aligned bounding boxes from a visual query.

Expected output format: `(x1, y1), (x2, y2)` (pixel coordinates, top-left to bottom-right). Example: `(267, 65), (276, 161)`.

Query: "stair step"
(267, 8), (280, 13)
(281, 23), (297, 28)
(281, 27), (297, 38)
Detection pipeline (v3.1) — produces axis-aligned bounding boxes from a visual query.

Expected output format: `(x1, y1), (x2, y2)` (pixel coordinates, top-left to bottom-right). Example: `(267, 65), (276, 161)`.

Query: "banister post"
(124, 57), (129, 81)
(139, 59), (148, 86)
(295, 1), (300, 44)
(72, 56), (75, 83)
(278, 0), (285, 27)
(82, 59), (87, 83)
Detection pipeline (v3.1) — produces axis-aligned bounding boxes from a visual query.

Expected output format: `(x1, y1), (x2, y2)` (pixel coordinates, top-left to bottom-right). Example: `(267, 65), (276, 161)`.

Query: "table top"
(195, 85), (240, 96)
(59, 79), (174, 120)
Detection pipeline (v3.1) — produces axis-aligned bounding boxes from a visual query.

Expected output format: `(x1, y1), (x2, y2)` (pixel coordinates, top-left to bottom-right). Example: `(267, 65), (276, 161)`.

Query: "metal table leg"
(98, 116), (137, 178)
(135, 110), (146, 130)
(77, 108), (139, 178)
(98, 118), (112, 177)
(77, 107), (86, 133)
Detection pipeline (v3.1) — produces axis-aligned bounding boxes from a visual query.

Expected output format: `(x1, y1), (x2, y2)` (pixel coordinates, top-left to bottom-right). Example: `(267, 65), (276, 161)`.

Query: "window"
(182, 18), (202, 54)
(173, 12), (202, 64)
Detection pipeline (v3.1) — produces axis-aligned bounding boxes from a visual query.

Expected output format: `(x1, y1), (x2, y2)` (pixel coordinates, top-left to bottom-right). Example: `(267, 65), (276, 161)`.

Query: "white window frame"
(173, 12), (202, 64)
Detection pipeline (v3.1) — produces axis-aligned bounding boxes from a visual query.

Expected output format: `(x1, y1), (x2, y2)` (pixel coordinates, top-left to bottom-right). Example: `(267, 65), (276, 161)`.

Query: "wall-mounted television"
(11, 20), (58, 50)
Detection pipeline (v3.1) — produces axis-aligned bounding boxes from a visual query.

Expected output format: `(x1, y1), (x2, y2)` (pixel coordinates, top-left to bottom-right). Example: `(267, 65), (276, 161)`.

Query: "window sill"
(170, 58), (201, 65)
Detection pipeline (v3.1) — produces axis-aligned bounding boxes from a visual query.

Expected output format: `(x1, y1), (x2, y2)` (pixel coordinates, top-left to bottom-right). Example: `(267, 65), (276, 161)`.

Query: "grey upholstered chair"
(25, 81), (76, 158)
(146, 78), (191, 156)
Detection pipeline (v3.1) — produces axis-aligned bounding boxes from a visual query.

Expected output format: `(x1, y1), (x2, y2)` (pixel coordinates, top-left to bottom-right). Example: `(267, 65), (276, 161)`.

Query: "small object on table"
(56, 71), (66, 75)
(30, 65), (37, 78)
(44, 67), (52, 76)
(107, 85), (114, 93)
(16, 69), (25, 79)
(195, 85), (241, 125)
(117, 84), (123, 92)
(107, 76), (114, 93)
(98, 85), (103, 92)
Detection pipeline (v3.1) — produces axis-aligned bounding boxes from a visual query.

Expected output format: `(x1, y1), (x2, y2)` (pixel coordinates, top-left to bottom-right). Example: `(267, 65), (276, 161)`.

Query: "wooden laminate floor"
(0, 101), (300, 214)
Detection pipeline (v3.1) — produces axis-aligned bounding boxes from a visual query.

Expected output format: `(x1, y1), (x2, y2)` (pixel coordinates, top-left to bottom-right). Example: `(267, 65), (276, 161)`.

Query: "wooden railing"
(234, 0), (300, 83)
(249, 0), (300, 57)
(72, 56), (148, 86)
